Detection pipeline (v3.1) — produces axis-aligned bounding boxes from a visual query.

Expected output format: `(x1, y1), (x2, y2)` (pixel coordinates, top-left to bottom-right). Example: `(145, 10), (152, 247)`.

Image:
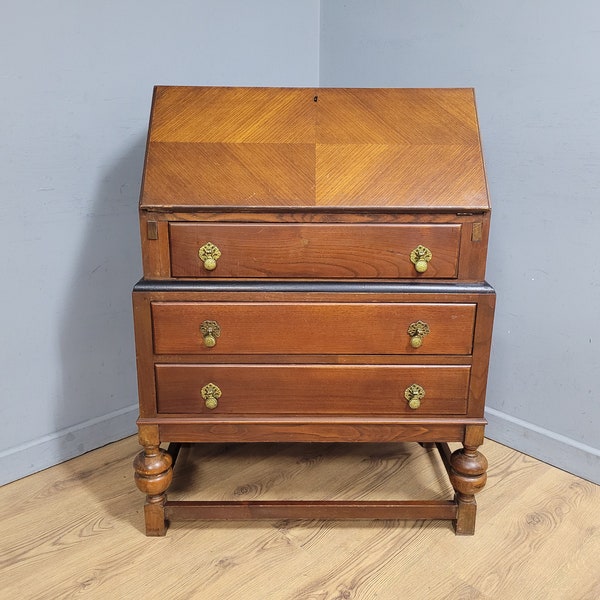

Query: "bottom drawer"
(155, 364), (470, 416)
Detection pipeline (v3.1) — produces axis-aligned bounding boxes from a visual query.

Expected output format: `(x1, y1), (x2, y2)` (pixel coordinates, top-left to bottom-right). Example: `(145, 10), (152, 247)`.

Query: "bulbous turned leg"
(133, 444), (173, 536)
(449, 444), (488, 535)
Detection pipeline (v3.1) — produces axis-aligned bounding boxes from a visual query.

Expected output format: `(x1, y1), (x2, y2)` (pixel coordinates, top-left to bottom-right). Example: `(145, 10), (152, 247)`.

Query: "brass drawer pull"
(201, 383), (222, 410)
(405, 384), (425, 410)
(410, 245), (432, 273)
(199, 242), (221, 271)
(407, 320), (430, 348)
(200, 320), (221, 348)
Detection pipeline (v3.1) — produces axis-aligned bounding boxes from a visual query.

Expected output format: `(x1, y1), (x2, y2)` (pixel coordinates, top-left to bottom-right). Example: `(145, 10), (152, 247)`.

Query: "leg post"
(133, 440), (173, 536)
(449, 443), (488, 535)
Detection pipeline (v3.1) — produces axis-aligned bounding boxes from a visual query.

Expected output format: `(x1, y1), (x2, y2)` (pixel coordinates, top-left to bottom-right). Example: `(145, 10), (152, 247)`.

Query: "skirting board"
(2, 405), (598, 487)
(0, 405), (138, 486)
(485, 407), (600, 485)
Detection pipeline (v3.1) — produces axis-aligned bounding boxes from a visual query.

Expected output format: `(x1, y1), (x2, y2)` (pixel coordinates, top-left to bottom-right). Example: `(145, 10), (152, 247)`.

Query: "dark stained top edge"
(133, 279), (494, 295)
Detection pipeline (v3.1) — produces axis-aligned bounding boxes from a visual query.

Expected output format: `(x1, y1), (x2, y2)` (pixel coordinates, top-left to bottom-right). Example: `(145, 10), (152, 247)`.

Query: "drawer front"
(169, 223), (460, 279)
(155, 364), (470, 416)
(152, 302), (476, 355)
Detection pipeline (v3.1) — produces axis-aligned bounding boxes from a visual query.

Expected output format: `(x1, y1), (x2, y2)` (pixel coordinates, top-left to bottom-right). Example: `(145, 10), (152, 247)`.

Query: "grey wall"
(320, 0), (600, 483)
(0, 1), (319, 484)
(3, 1), (599, 486)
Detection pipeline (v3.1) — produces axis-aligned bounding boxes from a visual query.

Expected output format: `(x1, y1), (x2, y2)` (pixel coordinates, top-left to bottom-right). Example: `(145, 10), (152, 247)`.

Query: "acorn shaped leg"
(133, 444), (173, 536)
(449, 444), (488, 535)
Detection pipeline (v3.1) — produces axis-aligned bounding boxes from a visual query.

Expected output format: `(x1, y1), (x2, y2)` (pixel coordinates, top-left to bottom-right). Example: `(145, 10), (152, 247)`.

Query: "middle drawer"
(152, 302), (476, 355)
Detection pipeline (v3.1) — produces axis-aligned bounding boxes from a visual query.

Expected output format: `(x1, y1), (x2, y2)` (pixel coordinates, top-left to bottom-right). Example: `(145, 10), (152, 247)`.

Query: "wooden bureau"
(132, 86), (495, 535)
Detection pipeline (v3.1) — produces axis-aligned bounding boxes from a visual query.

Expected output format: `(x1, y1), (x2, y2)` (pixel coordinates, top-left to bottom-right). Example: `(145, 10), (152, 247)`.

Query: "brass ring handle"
(198, 242), (221, 271)
(200, 320), (221, 348)
(410, 245), (432, 273)
(407, 320), (430, 348)
(201, 383), (221, 410)
(405, 384), (425, 410)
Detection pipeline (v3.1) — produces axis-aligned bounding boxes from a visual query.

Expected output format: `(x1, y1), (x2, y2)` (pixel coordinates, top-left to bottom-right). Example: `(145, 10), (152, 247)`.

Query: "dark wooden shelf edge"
(133, 278), (495, 295)
(137, 417), (486, 444)
(164, 499), (458, 521)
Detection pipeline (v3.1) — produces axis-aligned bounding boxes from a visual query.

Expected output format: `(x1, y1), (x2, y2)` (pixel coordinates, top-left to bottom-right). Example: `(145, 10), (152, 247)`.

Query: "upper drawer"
(152, 302), (476, 355)
(169, 223), (460, 279)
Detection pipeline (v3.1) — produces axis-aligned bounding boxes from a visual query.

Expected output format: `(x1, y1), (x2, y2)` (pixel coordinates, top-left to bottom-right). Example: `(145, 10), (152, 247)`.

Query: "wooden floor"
(1, 437), (599, 600)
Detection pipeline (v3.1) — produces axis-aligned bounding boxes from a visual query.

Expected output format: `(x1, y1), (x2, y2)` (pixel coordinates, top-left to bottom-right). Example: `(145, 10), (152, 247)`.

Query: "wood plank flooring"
(1, 437), (598, 599)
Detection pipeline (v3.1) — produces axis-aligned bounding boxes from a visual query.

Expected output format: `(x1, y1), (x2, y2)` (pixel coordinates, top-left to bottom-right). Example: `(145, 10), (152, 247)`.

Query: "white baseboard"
(485, 407), (600, 485)
(0, 405), (138, 486)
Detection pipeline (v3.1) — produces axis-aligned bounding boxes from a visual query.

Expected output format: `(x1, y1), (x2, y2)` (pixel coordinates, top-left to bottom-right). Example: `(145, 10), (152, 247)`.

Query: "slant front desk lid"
(140, 86), (489, 212)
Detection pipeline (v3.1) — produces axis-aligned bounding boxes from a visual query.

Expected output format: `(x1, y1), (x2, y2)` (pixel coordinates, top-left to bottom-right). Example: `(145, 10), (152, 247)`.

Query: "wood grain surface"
(154, 364), (470, 415)
(140, 87), (490, 210)
(2, 436), (598, 599)
(139, 211), (490, 282)
(151, 301), (476, 355)
(168, 223), (461, 279)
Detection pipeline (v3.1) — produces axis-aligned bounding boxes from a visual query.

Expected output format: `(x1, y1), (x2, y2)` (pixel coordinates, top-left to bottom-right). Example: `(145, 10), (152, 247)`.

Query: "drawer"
(169, 223), (460, 279)
(152, 302), (476, 355)
(155, 364), (470, 415)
